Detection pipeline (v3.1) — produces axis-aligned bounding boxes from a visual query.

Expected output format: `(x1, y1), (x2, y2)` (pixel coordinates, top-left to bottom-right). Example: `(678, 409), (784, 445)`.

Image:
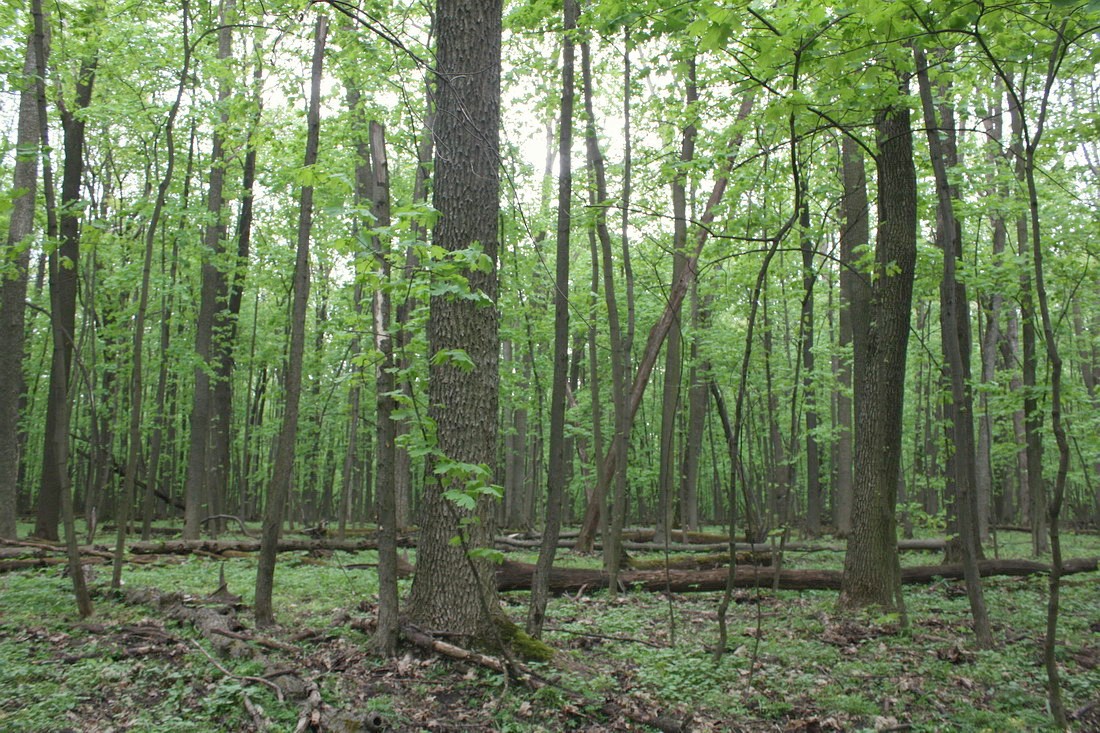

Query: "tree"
(183, 0), (236, 539)
(913, 43), (991, 647)
(0, 32), (41, 540)
(839, 105), (917, 612)
(34, 7), (97, 542)
(405, 0), (506, 642)
(527, 0), (576, 639)
(254, 12), (327, 628)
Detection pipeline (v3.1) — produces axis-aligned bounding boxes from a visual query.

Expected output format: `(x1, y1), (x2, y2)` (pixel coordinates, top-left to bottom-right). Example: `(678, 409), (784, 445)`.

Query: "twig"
(544, 626), (665, 649)
(293, 679), (322, 733)
(189, 639), (285, 702)
(242, 692), (270, 732)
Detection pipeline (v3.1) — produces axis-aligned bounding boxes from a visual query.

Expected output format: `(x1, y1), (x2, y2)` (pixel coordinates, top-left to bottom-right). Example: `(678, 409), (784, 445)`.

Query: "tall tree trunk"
(1008, 87), (1047, 554)
(0, 33), (41, 539)
(839, 106), (917, 612)
(35, 37), (97, 542)
(574, 92), (755, 553)
(254, 14), (326, 627)
(30, 0), (93, 615)
(800, 202), (821, 537)
(680, 279), (708, 533)
(914, 45), (991, 647)
(976, 86), (1008, 541)
(209, 54), (264, 532)
(656, 56), (696, 545)
(528, 0), (576, 638)
(143, 124), (195, 538)
(183, 0), (235, 539)
(1011, 27), (1073, 725)
(574, 41), (629, 583)
(406, 0), (505, 642)
(366, 122), (399, 655)
(835, 136), (868, 538)
(338, 81), (371, 542)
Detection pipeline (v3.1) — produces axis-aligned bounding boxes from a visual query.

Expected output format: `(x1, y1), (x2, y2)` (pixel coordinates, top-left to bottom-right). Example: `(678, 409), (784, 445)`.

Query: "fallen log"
(499, 533), (946, 554)
(1, 556), (108, 572)
(127, 537), (415, 555)
(494, 557), (1099, 594)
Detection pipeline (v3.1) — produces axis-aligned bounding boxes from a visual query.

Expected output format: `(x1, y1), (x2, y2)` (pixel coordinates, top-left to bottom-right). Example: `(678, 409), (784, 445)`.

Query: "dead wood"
(200, 514), (257, 537)
(498, 533), (946, 554)
(494, 557), (1099, 594)
(400, 623), (690, 733)
(627, 551), (770, 570)
(126, 537), (411, 555)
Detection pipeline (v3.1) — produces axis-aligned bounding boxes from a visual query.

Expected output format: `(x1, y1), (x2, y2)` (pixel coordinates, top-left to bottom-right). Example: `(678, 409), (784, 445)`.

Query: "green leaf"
(442, 489), (477, 511)
(430, 348), (476, 372)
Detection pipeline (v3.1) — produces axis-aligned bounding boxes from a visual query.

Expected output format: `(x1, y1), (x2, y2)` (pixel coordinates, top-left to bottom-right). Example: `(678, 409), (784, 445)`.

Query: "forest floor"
(1, 526), (1099, 732)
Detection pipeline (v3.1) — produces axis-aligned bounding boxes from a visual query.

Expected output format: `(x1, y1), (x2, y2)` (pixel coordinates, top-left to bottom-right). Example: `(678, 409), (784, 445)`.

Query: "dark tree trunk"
(406, 0), (504, 642)
(183, 2), (234, 539)
(36, 43), (96, 542)
(656, 56), (696, 545)
(254, 15), (326, 627)
(364, 121), (399, 655)
(839, 106), (917, 612)
(527, 0), (576, 638)
(914, 46), (991, 647)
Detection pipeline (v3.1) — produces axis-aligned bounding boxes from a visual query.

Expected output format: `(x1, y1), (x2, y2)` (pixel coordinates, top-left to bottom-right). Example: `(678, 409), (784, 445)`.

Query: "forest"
(1, 0), (1099, 730)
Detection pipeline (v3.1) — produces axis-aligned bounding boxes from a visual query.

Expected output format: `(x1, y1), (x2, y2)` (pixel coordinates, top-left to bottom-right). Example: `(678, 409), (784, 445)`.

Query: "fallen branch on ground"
(400, 624), (690, 733)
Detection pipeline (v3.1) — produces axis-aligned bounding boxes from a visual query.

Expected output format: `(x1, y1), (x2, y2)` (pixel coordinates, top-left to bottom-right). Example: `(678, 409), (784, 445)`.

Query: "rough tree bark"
(405, 0), (505, 642)
(839, 106), (917, 612)
(34, 26), (97, 542)
(183, 0), (235, 539)
(0, 33), (40, 540)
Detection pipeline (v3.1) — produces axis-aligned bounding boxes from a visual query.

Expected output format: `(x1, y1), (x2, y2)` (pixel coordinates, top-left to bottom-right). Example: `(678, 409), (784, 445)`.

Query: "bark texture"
(839, 107), (917, 611)
(406, 0), (505, 641)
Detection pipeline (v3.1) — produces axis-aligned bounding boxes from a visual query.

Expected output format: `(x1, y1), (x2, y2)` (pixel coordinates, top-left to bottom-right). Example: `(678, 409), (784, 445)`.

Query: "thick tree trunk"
(0, 35), (40, 540)
(839, 106), (917, 612)
(184, 2), (235, 539)
(406, 0), (504, 642)
(35, 32), (95, 541)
